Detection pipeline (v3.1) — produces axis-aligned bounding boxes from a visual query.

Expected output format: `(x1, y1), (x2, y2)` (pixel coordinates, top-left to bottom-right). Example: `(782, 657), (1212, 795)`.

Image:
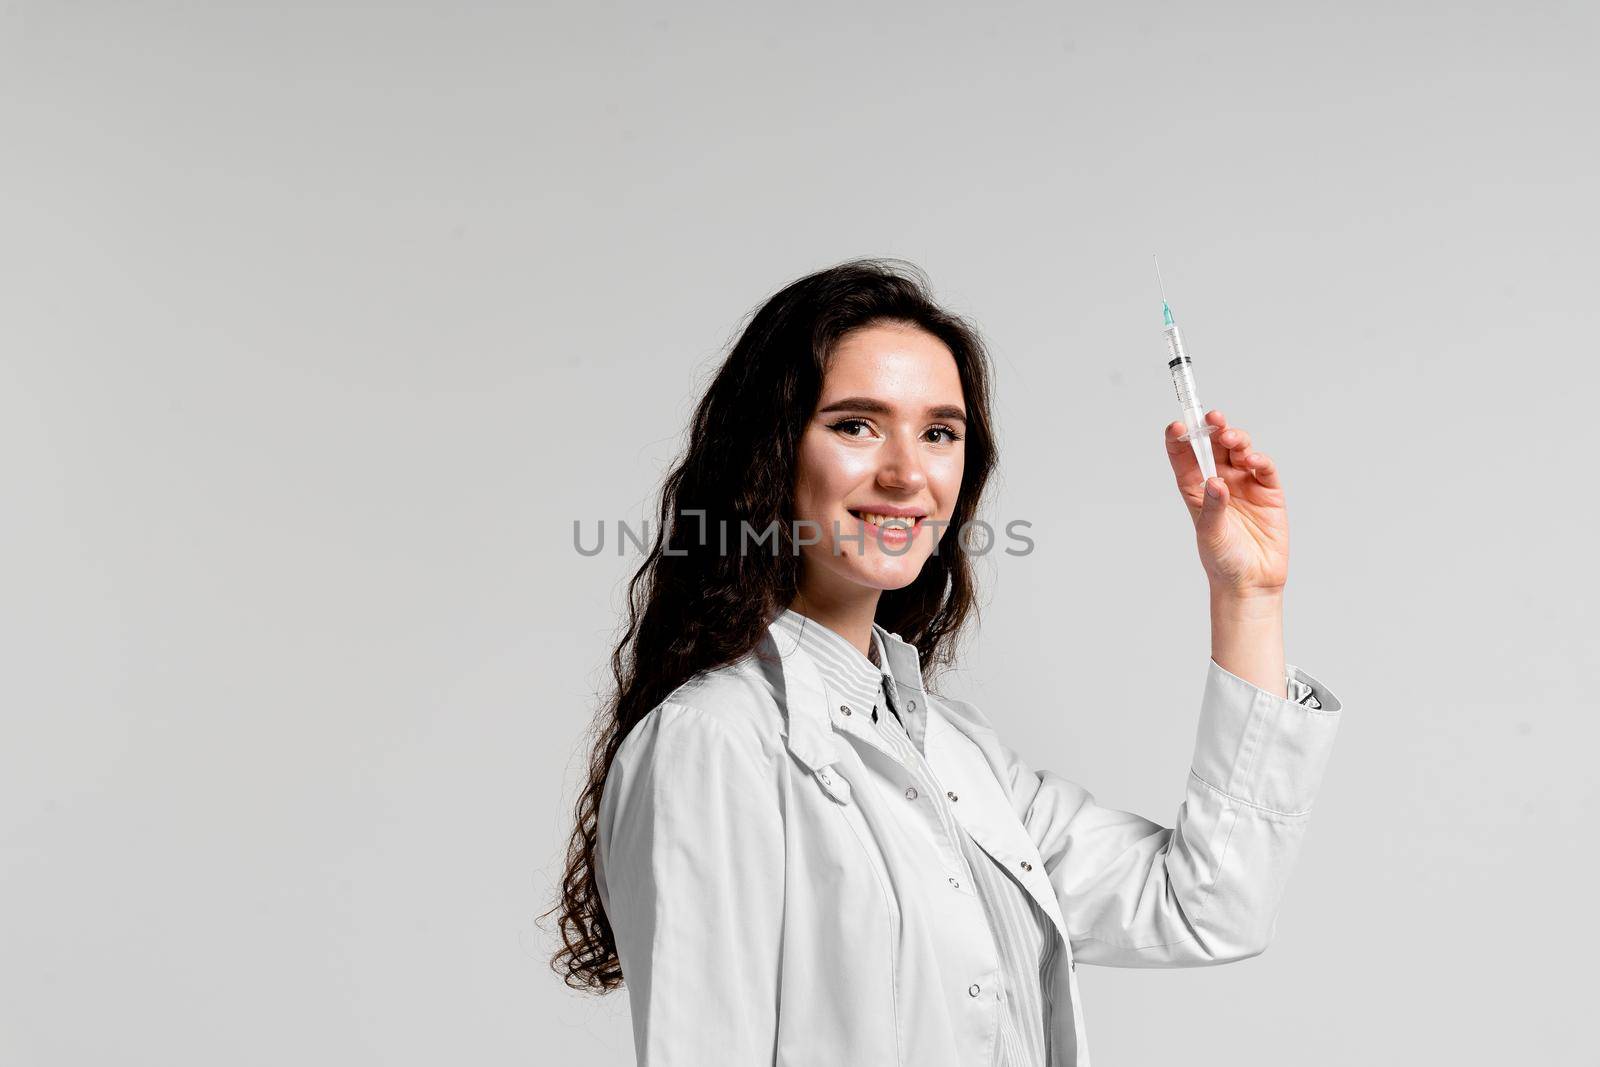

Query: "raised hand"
(1164, 409), (1289, 595)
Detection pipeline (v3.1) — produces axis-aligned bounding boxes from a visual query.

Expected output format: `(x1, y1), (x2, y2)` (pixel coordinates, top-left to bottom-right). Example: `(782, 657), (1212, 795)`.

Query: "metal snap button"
(946, 791), (958, 802)
(968, 983), (981, 997)
(948, 876), (960, 888)
(904, 786), (918, 800)
(908, 700), (917, 711)
(1020, 861), (1033, 871)
(840, 705), (852, 716)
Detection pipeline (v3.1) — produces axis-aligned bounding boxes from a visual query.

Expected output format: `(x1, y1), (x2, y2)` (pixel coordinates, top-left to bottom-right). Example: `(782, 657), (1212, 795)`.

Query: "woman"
(545, 259), (1342, 1066)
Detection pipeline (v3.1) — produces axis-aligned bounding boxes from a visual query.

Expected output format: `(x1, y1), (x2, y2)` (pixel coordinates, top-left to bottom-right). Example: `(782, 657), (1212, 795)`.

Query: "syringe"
(1155, 257), (1218, 481)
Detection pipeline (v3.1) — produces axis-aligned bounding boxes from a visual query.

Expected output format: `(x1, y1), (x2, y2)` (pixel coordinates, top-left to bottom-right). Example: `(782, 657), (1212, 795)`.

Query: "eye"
(828, 417), (876, 438)
(926, 424), (963, 444)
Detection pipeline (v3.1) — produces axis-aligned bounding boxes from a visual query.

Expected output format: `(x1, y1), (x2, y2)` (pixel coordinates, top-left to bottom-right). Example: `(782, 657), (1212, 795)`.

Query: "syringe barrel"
(1161, 311), (1217, 477)
(1164, 322), (1186, 364)
(1165, 325), (1204, 414)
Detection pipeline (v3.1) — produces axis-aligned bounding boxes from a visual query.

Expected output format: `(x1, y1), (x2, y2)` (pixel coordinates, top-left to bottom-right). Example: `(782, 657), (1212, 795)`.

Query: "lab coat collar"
(765, 615), (928, 775)
(763, 614), (1073, 949)
(871, 621), (929, 704)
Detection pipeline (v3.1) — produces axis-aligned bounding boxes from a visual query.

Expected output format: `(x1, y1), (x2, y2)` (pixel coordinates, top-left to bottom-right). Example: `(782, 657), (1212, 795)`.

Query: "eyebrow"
(817, 396), (968, 423)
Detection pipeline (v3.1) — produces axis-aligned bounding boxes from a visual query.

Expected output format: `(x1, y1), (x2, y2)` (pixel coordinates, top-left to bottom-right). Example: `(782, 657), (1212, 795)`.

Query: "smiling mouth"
(847, 510), (924, 533)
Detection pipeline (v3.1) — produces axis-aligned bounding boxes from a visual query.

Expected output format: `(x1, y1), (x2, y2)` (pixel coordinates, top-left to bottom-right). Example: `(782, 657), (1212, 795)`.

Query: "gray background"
(3, 1), (1595, 1063)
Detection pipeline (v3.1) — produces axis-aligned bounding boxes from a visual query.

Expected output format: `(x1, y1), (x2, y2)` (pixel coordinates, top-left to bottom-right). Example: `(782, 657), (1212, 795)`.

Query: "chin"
(845, 556), (930, 591)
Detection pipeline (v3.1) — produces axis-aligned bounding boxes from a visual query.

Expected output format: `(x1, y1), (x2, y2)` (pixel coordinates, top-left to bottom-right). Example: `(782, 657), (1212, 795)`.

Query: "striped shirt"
(773, 608), (1059, 1067)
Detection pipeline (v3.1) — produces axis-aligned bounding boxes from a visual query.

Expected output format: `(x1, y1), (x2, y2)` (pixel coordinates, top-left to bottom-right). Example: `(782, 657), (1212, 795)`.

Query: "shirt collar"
(766, 608), (929, 770)
(771, 608), (886, 716)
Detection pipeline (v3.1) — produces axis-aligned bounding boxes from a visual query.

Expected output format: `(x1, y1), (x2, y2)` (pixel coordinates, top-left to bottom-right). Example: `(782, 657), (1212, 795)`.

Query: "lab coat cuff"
(1190, 658), (1343, 817)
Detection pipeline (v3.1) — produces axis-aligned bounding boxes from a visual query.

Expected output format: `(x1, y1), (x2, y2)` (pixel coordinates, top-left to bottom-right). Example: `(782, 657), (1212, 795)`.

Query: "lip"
(847, 504), (928, 518)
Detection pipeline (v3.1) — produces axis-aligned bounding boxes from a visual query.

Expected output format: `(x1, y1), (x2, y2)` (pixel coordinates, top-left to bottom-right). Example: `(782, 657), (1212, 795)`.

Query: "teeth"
(857, 512), (918, 530)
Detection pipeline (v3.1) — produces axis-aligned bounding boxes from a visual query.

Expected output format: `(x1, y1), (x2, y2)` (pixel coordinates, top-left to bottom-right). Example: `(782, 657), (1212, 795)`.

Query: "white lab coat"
(594, 619), (1342, 1066)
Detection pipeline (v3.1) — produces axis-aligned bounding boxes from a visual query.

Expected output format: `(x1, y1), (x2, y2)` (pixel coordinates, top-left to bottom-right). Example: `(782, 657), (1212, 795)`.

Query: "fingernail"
(1206, 480), (1220, 499)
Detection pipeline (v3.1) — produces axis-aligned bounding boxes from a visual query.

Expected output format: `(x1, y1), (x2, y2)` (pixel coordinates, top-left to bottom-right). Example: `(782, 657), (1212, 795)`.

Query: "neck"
(788, 583), (880, 659)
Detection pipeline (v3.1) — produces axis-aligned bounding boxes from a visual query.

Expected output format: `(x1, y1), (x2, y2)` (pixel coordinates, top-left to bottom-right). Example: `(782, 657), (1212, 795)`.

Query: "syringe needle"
(1154, 254), (1168, 305)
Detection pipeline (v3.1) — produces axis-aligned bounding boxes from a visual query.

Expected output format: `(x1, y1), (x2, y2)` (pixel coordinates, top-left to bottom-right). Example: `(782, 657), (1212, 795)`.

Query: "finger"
(1162, 421), (1208, 515)
(1197, 474), (1230, 540)
(1240, 450), (1282, 489)
(1164, 419), (1197, 457)
(1175, 410), (1231, 453)
(1163, 420), (1203, 482)
(1215, 425), (1253, 467)
(1199, 410), (1238, 471)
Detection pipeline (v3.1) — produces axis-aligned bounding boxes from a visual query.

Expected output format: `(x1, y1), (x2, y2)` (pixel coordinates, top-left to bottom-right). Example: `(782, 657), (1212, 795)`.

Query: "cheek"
(795, 437), (871, 512)
(929, 452), (965, 506)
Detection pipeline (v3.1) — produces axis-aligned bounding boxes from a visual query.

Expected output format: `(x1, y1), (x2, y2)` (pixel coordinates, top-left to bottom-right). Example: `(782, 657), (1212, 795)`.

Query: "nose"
(876, 431), (928, 494)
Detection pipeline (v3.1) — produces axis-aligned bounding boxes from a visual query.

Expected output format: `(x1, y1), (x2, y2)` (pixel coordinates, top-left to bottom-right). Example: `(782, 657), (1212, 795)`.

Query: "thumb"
(1196, 476), (1229, 541)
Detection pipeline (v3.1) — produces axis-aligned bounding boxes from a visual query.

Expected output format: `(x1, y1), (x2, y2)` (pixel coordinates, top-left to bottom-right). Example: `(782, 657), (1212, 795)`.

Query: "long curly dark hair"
(542, 257), (1000, 992)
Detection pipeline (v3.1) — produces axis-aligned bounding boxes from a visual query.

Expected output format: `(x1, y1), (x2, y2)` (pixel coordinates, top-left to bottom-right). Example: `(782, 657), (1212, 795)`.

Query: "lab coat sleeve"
(1004, 658), (1342, 967)
(595, 701), (785, 1065)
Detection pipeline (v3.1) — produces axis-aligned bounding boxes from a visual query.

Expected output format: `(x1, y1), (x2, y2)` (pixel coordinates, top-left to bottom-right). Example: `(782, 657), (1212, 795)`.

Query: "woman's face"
(792, 322), (967, 598)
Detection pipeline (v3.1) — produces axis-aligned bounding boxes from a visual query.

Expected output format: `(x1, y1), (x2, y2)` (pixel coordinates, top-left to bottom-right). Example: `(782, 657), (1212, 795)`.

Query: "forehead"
(822, 323), (963, 400)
